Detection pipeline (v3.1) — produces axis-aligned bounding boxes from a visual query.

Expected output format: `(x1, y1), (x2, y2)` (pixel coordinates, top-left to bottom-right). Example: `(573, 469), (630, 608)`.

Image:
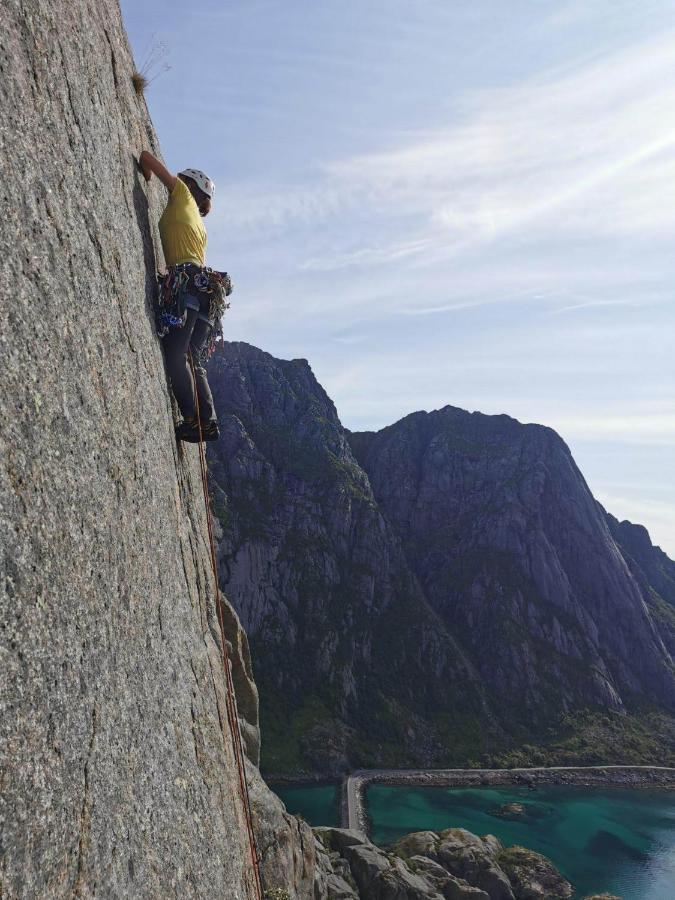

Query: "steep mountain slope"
(208, 344), (497, 774)
(350, 407), (675, 731)
(0, 3), (312, 897)
(607, 512), (675, 656)
(209, 345), (675, 773)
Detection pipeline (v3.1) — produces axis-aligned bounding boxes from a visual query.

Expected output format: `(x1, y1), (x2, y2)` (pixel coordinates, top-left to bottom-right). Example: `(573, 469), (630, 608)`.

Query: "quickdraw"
(155, 267), (191, 337)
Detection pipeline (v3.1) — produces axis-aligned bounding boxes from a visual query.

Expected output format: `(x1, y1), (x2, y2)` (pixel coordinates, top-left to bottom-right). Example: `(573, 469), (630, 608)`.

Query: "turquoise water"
(367, 784), (675, 899)
(272, 783), (340, 827)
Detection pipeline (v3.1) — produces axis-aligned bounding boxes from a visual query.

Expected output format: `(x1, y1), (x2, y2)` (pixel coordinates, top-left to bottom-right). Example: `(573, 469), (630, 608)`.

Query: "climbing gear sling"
(156, 263), (232, 360)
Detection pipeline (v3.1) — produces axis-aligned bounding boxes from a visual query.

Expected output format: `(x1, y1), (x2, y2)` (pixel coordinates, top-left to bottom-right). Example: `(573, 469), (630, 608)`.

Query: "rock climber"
(139, 149), (229, 442)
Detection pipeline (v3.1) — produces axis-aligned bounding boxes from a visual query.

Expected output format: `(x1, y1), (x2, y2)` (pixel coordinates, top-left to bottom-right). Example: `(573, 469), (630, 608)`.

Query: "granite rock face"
(247, 763), (320, 897)
(208, 345), (675, 773)
(0, 2), (280, 897)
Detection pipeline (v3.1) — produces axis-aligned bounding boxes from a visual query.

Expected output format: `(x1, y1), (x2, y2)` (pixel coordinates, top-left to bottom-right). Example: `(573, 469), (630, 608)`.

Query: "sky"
(121, 0), (675, 556)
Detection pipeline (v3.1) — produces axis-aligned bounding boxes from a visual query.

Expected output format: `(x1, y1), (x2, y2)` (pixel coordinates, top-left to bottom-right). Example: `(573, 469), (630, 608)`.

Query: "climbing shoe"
(199, 419), (220, 441)
(175, 418), (220, 443)
(175, 418), (200, 442)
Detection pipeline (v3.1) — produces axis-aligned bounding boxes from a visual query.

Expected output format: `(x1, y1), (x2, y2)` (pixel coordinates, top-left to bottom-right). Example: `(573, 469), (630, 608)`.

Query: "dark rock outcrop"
(208, 343), (496, 774)
(208, 345), (675, 773)
(350, 407), (675, 727)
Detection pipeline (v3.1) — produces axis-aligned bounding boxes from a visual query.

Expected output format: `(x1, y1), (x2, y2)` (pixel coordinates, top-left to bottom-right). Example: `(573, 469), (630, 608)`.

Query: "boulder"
(315, 827), (369, 854)
(323, 872), (360, 900)
(364, 855), (445, 899)
(435, 830), (514, 900)
(315, 828), (446, 899)
(496, 846), (573, 899)
(313, 824), (575, 900)
(408, 856), (490, 899)
(392, 831), (440, 860)
(343, 843), (392, 886)
(582, 895), (621, 900)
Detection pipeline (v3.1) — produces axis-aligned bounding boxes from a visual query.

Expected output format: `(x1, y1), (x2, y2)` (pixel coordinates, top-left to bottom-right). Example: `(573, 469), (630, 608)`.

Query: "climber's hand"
(139, 150), (176, 192)
(139, 159), (151, 183)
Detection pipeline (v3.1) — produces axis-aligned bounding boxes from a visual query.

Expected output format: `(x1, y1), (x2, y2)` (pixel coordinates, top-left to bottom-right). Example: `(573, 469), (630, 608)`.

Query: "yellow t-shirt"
(158, 177), (207, 266)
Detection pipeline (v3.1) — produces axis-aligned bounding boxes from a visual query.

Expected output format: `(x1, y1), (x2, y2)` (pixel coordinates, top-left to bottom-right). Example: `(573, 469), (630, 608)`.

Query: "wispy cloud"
(216, 30), (675, 277)
(323, 35), (675, 259)
(546, 296), (664, 316)
(298, 237), (433, 272)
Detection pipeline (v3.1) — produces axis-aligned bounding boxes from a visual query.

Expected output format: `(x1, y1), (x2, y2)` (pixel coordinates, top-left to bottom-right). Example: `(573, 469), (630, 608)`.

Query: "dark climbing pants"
(162, 299), (216, 423)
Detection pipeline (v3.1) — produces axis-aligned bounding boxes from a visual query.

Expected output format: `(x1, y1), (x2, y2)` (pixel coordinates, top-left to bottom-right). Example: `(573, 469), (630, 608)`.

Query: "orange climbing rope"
(188, 352), (264, 900)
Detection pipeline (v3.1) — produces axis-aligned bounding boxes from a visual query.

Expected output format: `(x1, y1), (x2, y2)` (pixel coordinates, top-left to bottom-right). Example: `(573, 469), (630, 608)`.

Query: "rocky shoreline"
(267, 767), (675, 899)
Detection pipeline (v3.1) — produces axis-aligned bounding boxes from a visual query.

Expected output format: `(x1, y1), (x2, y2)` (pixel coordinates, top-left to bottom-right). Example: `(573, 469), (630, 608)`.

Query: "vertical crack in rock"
(102, 27), (120, 94)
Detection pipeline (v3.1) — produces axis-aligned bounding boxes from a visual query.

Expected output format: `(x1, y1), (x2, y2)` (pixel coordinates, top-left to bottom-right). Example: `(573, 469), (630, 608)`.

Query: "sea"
(273, 782), (675, 899)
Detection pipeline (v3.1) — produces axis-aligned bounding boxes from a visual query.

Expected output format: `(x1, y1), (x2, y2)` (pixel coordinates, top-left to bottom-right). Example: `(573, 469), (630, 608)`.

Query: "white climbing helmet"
(179, 168), (215, 198)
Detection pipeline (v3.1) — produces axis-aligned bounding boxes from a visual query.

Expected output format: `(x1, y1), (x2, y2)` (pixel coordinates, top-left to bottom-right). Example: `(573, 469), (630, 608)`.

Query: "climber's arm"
(139, 150), (177, 192)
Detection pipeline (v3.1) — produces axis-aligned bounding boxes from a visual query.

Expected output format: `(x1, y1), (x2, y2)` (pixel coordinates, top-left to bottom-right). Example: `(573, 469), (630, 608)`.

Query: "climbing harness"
(156, 263), (232, 359)
(187, 352), (264, 900)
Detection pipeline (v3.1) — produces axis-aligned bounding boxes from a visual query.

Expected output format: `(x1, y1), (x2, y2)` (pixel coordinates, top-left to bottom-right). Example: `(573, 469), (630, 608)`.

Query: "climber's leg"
(163, 295), (219, 443)
(188, 318), (217, 427)
(162, 307), (199, 421)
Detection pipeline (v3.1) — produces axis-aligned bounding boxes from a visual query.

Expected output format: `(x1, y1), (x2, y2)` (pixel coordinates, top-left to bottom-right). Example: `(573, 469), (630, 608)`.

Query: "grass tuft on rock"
(131, 71), (147, 96)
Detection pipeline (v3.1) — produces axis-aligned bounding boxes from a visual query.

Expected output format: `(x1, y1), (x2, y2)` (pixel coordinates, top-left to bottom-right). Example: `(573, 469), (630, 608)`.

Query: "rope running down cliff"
(188, 352), (264, 900)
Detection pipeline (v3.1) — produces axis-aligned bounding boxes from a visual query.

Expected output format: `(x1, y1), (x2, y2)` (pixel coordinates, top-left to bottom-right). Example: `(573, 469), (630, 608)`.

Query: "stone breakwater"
(344, 766), (675, 834)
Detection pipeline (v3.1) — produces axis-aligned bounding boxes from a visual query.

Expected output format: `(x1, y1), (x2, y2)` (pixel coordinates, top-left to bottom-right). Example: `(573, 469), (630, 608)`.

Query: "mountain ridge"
(208, 341), (675, 774)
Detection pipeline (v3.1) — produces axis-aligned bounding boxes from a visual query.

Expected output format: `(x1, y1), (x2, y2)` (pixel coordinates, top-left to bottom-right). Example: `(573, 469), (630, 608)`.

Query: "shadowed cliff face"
(0, 3), (289, 897)
(208, 343), (675, 774)
(350, 408), (675, 726)
(607, 512), (675, 657)
(208, 343), (498, 774)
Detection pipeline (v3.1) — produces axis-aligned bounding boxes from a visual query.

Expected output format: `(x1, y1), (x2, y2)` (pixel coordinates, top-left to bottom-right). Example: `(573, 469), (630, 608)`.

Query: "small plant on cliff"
(131, 70), (148, 96)
(131, 35), (170, 96)
(263, 890), (292, 900)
